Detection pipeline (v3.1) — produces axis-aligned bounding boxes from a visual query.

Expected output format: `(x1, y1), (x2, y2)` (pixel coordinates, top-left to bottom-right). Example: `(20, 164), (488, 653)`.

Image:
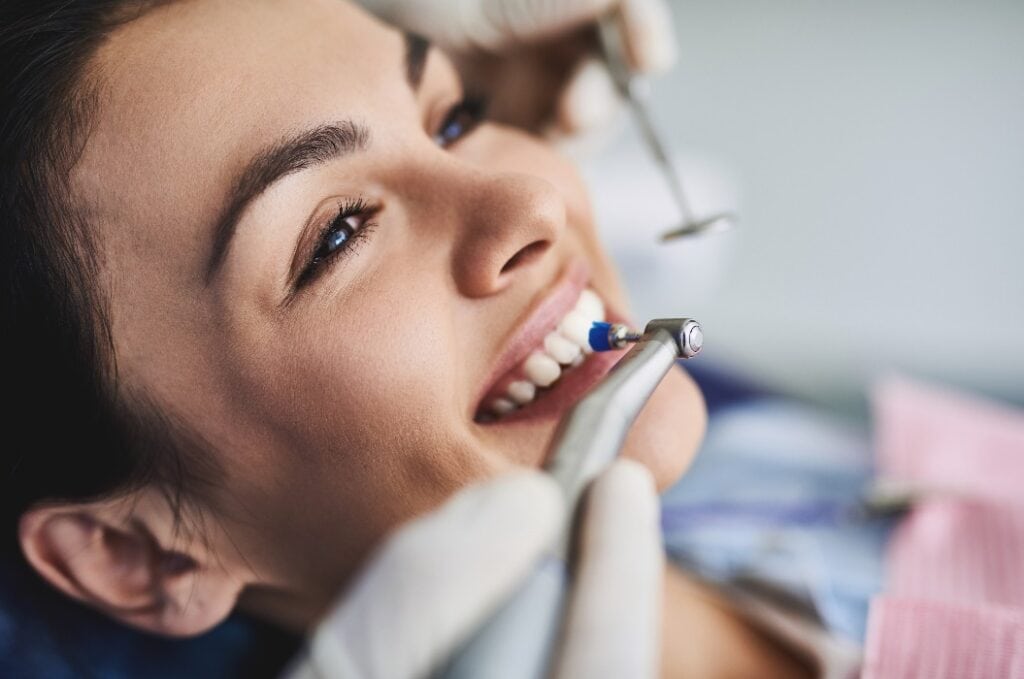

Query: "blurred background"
(580, 0), (1024, 417)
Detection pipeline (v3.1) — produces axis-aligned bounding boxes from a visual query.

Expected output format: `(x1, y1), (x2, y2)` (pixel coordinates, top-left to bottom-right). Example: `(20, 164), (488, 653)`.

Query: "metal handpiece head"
(643, 318), (703, 358)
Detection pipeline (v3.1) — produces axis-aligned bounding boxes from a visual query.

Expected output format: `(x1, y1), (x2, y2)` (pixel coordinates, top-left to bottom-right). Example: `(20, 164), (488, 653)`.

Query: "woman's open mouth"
(474, 276), (628, 424)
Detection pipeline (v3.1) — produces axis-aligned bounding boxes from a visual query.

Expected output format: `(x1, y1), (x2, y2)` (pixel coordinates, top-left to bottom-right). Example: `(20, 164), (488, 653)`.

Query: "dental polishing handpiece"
(439, 318), (703, 679)
(589, 320), (703, 356)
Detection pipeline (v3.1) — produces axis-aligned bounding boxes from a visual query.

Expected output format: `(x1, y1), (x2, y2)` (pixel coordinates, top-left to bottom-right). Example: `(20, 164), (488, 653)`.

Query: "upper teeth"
(487, 288), (606, 417)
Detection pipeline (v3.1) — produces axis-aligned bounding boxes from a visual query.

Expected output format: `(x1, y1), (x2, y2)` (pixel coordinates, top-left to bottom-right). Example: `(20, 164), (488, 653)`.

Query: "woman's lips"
(473, 259), (632, 425)
(472, 260), (589, 413)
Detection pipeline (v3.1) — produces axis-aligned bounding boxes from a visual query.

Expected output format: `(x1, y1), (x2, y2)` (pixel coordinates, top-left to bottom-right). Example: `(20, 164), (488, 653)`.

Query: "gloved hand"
(282, 459), (664, 678)
(357, 0), (678, 138)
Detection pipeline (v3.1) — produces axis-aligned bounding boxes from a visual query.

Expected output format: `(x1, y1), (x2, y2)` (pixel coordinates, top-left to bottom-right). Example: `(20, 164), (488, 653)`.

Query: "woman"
(2, 0), (821, 676)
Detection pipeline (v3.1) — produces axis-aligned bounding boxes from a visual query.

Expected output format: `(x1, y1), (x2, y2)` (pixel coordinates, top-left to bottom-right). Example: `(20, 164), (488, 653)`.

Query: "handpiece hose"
(438, 318), (702, 679)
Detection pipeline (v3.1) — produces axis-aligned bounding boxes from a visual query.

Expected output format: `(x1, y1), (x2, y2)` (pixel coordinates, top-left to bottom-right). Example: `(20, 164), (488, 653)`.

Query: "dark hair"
(1, 0), (220, 557)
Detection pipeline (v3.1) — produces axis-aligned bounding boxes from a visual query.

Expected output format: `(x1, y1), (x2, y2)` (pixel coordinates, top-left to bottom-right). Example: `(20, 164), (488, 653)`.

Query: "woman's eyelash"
(295, 197), (379, 290)
(434, 92), (489, 148)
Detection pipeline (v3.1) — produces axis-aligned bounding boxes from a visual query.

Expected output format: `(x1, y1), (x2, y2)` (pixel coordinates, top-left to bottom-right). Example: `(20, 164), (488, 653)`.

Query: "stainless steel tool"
(596, 14), (736, 242)
(438, 318), (703, 679)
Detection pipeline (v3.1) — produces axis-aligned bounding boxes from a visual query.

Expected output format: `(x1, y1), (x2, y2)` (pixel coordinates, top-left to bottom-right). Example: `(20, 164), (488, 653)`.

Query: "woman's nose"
(451, 173), (566, 298)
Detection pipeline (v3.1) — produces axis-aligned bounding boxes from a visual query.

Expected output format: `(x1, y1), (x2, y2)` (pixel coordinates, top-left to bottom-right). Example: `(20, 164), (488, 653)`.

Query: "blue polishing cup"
(588, 321), (614, 352)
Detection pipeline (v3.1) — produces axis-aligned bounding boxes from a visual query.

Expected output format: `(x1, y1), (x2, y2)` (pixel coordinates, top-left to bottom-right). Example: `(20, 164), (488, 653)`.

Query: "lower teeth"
(486, 352), (586, 419)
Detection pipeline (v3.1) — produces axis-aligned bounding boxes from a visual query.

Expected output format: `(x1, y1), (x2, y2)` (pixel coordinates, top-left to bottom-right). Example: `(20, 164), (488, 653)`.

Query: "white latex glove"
(357, 0), (678, 136)
(282, 459), (664, 678)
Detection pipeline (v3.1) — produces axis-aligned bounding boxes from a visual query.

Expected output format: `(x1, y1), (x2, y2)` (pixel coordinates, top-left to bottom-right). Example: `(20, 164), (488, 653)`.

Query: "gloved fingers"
(617, 0), (678, 74)
(553, 459), (664, 679)
(470, 0), (677, 74)
(469, 0), (618, 50)
(303, 470), (564, 679)
(355, 0), (614, 52)
(556, 57), (621, 136)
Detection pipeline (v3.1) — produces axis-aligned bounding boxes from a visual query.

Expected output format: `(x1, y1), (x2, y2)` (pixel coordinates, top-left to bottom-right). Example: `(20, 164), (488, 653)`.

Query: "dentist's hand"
(283, 459), (664, 678)
(357, 0), (678, 138)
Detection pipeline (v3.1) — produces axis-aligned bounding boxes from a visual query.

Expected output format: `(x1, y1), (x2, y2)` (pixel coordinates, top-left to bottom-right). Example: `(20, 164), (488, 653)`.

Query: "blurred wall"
(581, 0), (1024, 414)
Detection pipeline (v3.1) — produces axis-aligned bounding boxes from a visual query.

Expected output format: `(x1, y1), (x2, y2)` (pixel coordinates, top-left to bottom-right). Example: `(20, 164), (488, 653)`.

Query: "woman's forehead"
(74, 0), (400, 268)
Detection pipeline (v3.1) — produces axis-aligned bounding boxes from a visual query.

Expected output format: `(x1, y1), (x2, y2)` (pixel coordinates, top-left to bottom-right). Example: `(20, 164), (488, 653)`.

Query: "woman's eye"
(295, 198), (378, 290)
(314, 212), (362, 261)
(434, 94), (488, 148)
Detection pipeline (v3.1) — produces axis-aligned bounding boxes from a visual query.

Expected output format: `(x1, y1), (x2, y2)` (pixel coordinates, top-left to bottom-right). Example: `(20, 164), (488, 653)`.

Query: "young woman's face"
(78, 0), (705, 620)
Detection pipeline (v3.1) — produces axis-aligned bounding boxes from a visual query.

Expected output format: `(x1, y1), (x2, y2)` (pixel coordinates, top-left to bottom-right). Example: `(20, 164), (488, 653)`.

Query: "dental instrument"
(439, 317), (702, 679)
(596, 13), (736, 243)
(589, 319), (702, 355)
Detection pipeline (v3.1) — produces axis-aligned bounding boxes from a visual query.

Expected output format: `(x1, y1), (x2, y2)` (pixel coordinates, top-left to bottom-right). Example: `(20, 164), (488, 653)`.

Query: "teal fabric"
(661, 399), (893, 643)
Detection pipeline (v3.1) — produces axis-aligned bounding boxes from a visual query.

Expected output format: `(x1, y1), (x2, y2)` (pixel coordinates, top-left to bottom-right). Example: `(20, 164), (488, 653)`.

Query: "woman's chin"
(620, 367), (707, 492)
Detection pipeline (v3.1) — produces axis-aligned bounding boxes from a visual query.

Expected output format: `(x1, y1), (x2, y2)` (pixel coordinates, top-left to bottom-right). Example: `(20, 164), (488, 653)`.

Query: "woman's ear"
(18, 489), (246, 637)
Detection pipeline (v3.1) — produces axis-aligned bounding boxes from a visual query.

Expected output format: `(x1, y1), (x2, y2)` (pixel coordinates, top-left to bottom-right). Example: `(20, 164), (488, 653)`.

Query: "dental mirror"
(597, 12), (738, 243)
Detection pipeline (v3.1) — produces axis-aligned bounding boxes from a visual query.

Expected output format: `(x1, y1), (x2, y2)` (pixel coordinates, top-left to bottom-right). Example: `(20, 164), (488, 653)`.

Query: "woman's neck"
(659, 564), (816, 678)
(237, 583), (333, 634)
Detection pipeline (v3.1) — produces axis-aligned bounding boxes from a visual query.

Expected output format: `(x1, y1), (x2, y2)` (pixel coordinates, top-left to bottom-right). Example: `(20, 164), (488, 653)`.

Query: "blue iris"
(439, 119), (465, 144)
(325, 226), (350, 255)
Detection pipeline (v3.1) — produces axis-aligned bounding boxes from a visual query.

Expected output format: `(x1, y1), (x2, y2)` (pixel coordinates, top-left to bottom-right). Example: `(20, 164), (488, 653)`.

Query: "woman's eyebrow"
(204, 32), (430, 284)
(204, 121), (370, 283)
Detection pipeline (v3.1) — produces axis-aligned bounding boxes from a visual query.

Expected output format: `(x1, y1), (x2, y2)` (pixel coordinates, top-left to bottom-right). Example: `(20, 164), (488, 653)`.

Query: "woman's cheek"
(621, 368), (707, 491)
